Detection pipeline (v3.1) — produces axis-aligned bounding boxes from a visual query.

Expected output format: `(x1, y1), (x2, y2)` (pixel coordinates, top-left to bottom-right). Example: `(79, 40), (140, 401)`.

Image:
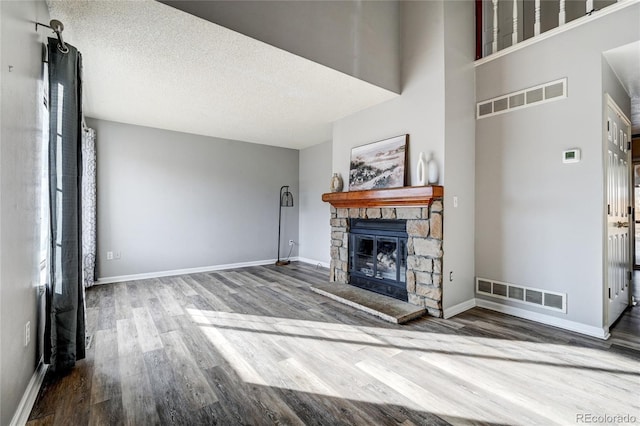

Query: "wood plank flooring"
(27, 262), (640, 425)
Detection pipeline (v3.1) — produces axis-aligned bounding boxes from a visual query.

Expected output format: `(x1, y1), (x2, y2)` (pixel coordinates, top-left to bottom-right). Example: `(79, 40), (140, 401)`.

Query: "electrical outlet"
(25, 321), (31, 347)
(106, 251), (113, 260)
(114, 251), (121, 260)
(288, 240), (294, 246)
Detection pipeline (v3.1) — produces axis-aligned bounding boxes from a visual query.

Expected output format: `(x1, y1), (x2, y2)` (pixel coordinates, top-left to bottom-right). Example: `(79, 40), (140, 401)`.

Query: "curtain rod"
(36, 19), (69, 54)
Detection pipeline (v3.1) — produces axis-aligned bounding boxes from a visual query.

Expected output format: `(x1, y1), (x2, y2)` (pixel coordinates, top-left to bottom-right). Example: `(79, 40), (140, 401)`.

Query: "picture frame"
(349, 135), (408, 191)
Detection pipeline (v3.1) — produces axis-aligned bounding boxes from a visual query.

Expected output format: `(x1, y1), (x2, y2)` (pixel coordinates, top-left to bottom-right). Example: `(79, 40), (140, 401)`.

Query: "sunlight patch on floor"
(187, 308), (640, 425)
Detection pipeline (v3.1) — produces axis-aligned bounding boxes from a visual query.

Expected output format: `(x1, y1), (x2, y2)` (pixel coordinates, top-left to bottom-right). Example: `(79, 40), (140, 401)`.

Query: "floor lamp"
(276, 185), (294, 266)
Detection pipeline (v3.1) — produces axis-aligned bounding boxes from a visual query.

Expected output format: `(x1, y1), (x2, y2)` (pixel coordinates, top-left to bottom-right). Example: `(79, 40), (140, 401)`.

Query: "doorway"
(634, 146), (640, 271)
(605, 95), (632, 327)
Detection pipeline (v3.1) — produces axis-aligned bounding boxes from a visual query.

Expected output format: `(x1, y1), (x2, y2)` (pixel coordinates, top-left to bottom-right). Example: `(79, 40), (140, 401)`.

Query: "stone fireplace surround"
(323, 187), (444, 318)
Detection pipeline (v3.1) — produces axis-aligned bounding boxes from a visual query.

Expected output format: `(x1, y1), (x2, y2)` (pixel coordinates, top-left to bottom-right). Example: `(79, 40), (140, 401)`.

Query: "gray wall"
(88, 118), (299, 280)
(0, 1), (50, 424)
(333, 0), (477, 314)
(442, 0), (477, 313)
(298, 141), (332, 266)
(475, 3), (639, 328)
(159, 0), (401, 93)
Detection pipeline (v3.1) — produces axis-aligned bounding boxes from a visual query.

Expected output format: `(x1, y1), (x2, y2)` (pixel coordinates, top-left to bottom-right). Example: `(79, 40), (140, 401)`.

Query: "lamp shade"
(280, 186), (294, 207)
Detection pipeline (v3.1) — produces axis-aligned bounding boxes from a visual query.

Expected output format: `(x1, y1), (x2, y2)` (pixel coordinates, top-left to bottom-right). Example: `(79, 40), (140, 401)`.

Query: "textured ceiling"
(604, 41), (640, 135)
(46, 0), (398, 149)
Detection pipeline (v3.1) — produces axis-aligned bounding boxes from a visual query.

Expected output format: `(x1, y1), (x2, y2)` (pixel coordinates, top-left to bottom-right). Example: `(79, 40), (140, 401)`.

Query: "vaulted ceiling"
(604, 40), (640, 135)
(46, 0), (398, 149)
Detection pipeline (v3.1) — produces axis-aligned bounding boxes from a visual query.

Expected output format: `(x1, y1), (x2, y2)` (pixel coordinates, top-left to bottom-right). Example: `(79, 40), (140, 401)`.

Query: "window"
(39, 62), (50, 287)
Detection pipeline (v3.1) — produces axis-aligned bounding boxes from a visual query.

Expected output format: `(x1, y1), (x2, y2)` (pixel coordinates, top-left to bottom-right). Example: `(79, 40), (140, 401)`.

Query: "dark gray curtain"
(44, 38), (86, 372)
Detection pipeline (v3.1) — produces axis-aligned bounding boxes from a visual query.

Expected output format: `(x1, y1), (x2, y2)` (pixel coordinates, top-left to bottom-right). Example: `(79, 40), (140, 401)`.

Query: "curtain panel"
(82, 127), (97, 288)
(44, 37), (86, 372)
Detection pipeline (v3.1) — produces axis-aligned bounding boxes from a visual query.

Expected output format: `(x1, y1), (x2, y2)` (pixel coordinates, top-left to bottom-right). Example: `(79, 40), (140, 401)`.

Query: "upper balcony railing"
(476, 0), (626, 60)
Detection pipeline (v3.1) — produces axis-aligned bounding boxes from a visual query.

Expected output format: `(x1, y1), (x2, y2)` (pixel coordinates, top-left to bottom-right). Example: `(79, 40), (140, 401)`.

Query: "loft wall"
(332, 1), (446, 187)
(159, 0), (401, 93)
(88, 118), (299, 280)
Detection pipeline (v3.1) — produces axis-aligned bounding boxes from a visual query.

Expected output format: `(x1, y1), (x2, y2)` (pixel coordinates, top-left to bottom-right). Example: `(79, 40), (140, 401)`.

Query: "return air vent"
(476, 78), (567, 119)
(476, 277), (566, 313)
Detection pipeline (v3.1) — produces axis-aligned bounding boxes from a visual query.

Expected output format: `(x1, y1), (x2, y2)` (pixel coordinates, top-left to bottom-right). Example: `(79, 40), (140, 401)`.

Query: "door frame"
(603, 93), (633, 329)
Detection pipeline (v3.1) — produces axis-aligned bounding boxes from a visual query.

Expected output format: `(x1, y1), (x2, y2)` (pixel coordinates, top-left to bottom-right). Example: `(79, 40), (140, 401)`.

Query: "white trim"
(10, 358), (48, 426)
(296, 257), (330, 269)
(475, 0), (640, 66)
(476, 298), (610, 340)
(96, 258), (301, 284)
(443, 298), (477, 319)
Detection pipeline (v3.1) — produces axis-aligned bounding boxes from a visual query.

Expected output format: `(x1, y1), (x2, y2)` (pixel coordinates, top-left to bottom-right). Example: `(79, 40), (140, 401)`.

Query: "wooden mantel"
(322, 186), (443, 209)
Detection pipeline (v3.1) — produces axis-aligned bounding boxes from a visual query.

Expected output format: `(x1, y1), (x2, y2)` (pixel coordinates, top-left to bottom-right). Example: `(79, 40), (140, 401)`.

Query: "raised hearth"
(323, 186), (444, 318)
(310, 284), (425, 324)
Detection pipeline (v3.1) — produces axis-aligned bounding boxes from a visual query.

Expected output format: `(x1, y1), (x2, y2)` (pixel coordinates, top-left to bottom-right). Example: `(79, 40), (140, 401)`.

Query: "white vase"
(416, 152), (427, 186)
(329, 173), (343, 192)
(427, 153), (439, 185)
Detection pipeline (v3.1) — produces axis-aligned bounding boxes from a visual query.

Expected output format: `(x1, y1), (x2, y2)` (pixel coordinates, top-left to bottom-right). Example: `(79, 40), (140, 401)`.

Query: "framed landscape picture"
(349, 135), (408, 191)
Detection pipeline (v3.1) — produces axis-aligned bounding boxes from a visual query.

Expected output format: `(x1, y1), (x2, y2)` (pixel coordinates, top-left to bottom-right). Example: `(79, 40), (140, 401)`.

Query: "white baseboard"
(10, 357), (48, 426)
(444, 298), (477, 319)
(96, 257), (301, 285)
(476, 298), (610, 340)
(296, 257), (330, 268)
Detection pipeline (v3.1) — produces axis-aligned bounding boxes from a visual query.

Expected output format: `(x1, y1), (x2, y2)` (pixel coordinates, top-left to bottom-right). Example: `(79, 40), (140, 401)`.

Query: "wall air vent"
(476, 78), (567, 119)
(476, 277), (566, 313)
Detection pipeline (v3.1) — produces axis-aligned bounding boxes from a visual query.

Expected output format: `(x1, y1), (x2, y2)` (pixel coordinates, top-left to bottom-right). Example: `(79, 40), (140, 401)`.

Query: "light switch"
(453, 196), (459, 208)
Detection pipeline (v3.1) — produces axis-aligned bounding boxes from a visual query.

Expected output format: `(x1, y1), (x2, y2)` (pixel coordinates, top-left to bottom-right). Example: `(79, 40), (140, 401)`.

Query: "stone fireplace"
(323, 187), (444, 318)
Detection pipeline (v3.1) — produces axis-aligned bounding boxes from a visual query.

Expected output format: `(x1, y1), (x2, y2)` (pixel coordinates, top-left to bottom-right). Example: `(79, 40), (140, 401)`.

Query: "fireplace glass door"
(376, 237), (400, 281)
(350, 221), (408, 301)
(353, 236), (375, 277)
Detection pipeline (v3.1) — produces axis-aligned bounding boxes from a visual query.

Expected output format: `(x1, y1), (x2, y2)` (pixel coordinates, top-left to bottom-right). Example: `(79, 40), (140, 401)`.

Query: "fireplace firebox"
(349, 219), (408, 301)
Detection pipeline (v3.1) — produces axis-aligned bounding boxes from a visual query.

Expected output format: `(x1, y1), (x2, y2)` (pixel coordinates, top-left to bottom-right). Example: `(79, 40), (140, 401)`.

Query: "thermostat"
(562, 149), (581, 163)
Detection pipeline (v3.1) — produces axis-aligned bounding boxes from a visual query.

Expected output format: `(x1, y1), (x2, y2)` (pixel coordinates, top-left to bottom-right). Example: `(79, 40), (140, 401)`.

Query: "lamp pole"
(276, 185), (293, 266)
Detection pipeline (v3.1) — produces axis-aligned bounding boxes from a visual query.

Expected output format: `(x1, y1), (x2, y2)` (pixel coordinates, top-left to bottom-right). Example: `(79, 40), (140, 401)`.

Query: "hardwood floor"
(28, 263), (640, 425)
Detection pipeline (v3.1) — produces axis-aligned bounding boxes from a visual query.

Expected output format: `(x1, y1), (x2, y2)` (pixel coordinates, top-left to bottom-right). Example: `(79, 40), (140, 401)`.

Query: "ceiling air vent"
(476, 277), (566, 313)
(476, 78), (567, 119)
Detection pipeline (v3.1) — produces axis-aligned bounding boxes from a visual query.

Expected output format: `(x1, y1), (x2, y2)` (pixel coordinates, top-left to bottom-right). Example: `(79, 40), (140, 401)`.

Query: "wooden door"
(605, 96), (632, 326)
